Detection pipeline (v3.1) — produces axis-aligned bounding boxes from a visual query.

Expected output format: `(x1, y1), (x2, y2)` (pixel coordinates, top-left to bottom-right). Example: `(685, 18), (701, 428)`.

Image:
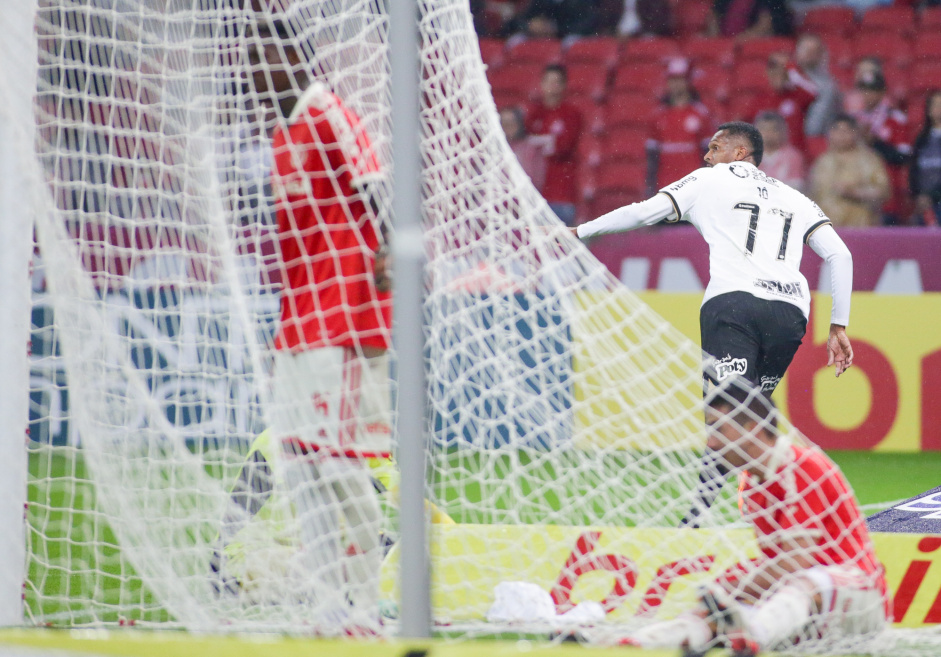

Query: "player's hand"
(827, 324), (853, 377)
(374, 245), (392, 292)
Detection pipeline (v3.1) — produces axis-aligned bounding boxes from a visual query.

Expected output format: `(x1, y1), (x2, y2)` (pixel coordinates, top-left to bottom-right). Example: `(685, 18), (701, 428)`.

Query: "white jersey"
(661, 162), (828, 318)
(578, 161), (853, 325)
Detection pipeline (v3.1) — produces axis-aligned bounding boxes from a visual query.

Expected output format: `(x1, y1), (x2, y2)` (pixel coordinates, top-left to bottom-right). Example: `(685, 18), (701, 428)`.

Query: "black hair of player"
(716, 120), (764, 167)
(705, 377), (778, 432)
(543, 63), (567, 83)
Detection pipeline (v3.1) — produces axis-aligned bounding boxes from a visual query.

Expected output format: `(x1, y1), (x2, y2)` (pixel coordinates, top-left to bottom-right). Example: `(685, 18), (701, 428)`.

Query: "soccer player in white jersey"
(573, 122), (854, 526)
(624, 378), (889, 656)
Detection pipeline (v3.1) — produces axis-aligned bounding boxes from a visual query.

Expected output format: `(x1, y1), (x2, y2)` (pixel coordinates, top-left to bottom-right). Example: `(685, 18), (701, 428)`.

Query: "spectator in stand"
(755, 111), (806, 191)
(647, 58), (713, 190)
(848, 69), (912, 224)
(614, 0), (674, 38)
(742, 51), (818, 154)
(510, 0), (600, 39)
(809, 114), (890, 228)
(706, 0), (794, 40)
(525, 64), (584, 226)
(793, 33), (841, 139)
(910, 90), (941, 227)
(841, 56), (882, 116)
(500, 106), (548, 190)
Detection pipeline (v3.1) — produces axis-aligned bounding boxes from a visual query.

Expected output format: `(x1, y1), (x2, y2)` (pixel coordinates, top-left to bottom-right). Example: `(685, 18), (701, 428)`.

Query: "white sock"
(747, 585), (814, 649)
(631, 614), (713, 649)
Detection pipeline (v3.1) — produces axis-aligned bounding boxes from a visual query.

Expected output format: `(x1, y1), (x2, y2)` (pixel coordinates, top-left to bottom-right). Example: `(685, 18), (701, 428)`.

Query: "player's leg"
(271, 348), (348, 615)
(682, 292), (762, 527)
(753, 299), (807, 394)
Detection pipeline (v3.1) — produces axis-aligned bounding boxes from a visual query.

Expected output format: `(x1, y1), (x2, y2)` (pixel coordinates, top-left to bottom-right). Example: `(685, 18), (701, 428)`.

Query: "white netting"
(19, 0), (941, 653)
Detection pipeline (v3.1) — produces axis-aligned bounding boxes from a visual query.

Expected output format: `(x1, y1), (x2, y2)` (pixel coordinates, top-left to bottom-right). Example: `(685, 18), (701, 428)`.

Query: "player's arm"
(731, 535), (818, 602)
(806, 222), (854, 376)
(571, 193), (678, 239)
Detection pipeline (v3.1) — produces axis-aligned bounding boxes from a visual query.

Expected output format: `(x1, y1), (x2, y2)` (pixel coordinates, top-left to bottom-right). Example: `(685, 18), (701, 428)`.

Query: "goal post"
(0, 0), (39, 627)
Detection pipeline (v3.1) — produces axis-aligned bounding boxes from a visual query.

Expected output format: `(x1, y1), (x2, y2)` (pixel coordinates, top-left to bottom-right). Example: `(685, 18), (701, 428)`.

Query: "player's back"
(661, 161), (827, 318)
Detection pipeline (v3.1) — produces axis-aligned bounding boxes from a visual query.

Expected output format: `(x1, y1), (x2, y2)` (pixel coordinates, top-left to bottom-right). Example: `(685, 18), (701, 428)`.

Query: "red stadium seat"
(921, 7), (941, 32)
(737, 37), (795, 63)
(566, 63), (610, 104)
(506, 38), (563, 65)
(692, 61), (731, 103)
(800, 6), (857, 38)
(571, 98), (607, 135)
(730, 60), (770, 94)
(821, 36), (853, 72)
(914, 34), (941, 61)
(600, 127), (649, 166)
(852, 35), (913, 69)
(488, 62), (543, 104)
(858, 6), (916, 37)
(478, 38), (506, 70)
(564, 37), (620, 70)
(604, 91), (660, 131)
(611, 62), (666, 93)
(909, 62), (941, 98)
(621, 38), (681, 65)
(883, 61), (912, 104)
(589, 163), (649, 217)
(682, 37), (736, 69)
(675, 0), (712, 37)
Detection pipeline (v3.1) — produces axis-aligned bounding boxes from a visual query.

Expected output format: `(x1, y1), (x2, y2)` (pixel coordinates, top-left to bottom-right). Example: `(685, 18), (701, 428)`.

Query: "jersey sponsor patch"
(754, 278), (803, 299)
(664, 173), (697, 192)
(714, 356), (748, 381)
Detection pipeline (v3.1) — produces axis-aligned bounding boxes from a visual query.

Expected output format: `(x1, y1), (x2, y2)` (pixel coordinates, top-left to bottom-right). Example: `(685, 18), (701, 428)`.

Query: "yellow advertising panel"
(634, 292), (941, 452)
(381, 524), (941, 628)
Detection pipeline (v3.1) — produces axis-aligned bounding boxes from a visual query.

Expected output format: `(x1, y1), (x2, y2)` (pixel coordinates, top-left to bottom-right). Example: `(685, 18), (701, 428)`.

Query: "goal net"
(15, 0), (939, 653)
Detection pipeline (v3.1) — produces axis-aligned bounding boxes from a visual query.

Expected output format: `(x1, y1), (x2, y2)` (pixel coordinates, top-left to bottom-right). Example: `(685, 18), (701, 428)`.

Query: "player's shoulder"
(792, 445), (844, 487)
(660, 166), (714, 193)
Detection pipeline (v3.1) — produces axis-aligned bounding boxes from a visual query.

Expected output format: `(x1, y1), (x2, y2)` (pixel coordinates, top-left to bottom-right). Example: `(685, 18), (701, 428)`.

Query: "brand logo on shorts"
(759, 375), (781, 392)
(715, 356), (748, 381)
(754, 279), (803, 298)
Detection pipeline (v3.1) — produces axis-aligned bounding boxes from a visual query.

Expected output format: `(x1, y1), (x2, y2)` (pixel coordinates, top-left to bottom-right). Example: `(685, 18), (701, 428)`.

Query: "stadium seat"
(909, 62), (941, 99)
(505, 38), (563, 65)
(821, 35), (853, 73)
(692, 61), (731, 102)
(571, 98), (607, 135)
(883, 61), (911, 104)
(921, 6), (941, 32)
(682, 37), (736, 69)
(621, 38), (681, 65)
(674, 0), (712, 37)
(564, 37), (620, 71)
(578, 134), (604, 172)
(730, 60), (770, 94)
(858, 6), (916, 37)
(800, 6), (857, 38)
(588, 163), (649, 217)
(737, 37), (795, 63)
(478, 38), (506, 70)
(488, 62), (543, 104)
(611, 62), (666, 93)
(566, 63), (610, 104)
(914, 34), (941, 61)
(604, 91), (660, 131)
(600, 127), (649, 167)
(852, 34), (913, 69)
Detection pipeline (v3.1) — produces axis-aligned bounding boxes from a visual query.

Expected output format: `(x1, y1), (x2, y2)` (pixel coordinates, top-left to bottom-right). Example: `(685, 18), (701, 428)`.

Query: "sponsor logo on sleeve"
(666, 174), (697, 192)
(754, 279), (803, 298)
(715, 356), (748, 381)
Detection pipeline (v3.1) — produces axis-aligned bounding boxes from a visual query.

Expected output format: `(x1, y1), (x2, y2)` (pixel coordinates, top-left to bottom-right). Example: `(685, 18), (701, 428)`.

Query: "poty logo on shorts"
(759, 375), (780, 392)
(754, 279), (803, 298)
(897, 492), (941, 519)
(715, 356), (748, 381)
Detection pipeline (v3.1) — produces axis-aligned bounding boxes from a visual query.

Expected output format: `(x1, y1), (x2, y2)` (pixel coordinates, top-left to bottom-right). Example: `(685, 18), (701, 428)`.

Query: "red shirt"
(739, 441), (888, 606)
(650, 101), (713, 189)
(272, 83), (392, 352)
(852, 98), (912, 219)
(745, 66), (817, 153)
(524, 100), (583, 204)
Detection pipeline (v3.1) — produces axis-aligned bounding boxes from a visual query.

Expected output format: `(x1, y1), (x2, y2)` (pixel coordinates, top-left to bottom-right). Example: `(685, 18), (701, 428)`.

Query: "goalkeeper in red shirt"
(627, 378), (889, 656)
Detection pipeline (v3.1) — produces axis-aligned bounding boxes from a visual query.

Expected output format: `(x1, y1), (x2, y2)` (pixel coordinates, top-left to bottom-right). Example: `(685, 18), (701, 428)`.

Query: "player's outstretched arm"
(573, 193), (677, 239)
(827, 324), (853, 377)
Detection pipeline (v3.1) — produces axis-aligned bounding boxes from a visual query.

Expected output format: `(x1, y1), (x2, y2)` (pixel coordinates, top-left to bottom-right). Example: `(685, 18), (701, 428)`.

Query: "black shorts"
(700, 291), (807, 394)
